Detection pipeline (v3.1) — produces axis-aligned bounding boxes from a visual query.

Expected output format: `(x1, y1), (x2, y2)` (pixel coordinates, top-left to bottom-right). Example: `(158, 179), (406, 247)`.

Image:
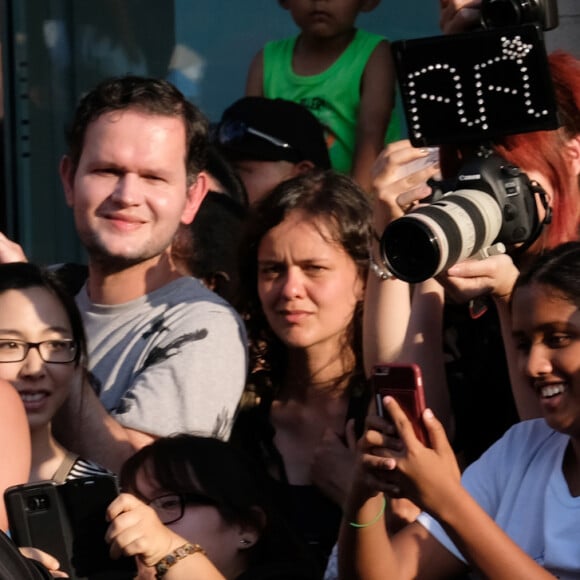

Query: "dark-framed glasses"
(148, 492), (217, 525)
(215, 119), (293, 151)
(0, 339), (77, 364)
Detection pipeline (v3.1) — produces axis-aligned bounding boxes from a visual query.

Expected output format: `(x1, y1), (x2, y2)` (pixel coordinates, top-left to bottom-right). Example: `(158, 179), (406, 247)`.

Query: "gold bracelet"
(155, 542), (206, 579)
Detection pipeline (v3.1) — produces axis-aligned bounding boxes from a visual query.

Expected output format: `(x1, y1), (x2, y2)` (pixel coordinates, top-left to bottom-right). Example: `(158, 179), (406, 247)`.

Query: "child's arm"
(245, 50), (265, 96)
(352, 40), (397, 193)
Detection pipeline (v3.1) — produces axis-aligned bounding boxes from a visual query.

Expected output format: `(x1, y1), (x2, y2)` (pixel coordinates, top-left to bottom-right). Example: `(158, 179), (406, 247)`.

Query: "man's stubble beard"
(82, 232), (169, 276)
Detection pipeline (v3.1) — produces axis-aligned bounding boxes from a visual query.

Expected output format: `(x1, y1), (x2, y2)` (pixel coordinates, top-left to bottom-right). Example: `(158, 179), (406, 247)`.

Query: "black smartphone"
(59, 475), (137, 580)
(5, 481), (74, 577)
(372, 363), (429, 446)
(5, 475), (137, 580)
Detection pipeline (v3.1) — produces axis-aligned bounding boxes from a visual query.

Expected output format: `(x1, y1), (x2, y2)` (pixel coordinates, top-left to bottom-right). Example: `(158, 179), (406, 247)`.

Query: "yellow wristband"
(348, 496), (387, 528)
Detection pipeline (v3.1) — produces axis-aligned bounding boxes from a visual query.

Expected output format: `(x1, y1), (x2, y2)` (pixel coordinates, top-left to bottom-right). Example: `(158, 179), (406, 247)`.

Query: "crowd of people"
(0, 0), (579, 578)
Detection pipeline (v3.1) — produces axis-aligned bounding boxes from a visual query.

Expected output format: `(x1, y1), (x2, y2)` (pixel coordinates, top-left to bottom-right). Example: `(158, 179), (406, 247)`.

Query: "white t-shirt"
(418, 419), (580, 579)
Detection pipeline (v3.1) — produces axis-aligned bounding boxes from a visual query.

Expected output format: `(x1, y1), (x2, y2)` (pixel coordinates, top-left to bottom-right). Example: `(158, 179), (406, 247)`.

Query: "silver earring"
(240, 538), (251, 546)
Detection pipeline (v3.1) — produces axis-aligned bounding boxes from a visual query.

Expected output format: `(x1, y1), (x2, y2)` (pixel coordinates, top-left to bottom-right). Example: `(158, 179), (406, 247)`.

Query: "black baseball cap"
(213, 97), (331, 169)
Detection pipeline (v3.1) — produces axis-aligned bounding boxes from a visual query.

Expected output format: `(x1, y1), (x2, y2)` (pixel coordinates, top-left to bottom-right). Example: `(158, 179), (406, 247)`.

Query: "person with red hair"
(364, 49), (580, 464)
(495, 50), (580, 251)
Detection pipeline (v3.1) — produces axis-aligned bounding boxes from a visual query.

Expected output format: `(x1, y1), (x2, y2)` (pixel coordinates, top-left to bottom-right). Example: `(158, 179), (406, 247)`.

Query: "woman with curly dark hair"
(230, 169), (373, 572)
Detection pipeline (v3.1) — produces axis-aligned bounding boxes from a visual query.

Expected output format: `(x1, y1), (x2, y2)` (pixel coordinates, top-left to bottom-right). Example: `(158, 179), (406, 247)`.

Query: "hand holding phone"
(5, 476), (137, 580)
(4, 481), (73, 577)
(371, 363), (429, 446)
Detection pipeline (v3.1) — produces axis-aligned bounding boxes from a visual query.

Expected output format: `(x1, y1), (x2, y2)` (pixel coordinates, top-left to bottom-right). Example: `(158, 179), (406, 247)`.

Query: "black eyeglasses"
(0, 339), (77, 364)
(148, 492), (218, 525)
(214, 119), (294, 151)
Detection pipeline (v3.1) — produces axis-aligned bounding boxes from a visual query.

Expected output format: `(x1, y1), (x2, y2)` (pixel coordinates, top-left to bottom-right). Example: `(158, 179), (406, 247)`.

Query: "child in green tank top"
(246, 0), (401, 193)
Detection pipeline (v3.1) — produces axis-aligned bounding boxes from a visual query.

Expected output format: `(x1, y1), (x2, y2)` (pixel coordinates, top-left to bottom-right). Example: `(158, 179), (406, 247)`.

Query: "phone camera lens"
(27, 495), (49, 511)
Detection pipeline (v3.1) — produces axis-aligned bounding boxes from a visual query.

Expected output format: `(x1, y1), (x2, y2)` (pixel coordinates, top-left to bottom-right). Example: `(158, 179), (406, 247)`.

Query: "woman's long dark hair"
(236, 169), (372, 393)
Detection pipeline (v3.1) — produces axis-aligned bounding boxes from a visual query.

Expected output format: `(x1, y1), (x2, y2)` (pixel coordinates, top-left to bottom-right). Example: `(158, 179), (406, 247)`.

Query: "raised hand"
(438, 251), (520, 304)
(371, 140), (440, 233)
(105, 493), (183, 567)
(311, 419), (358, 506)
(376, 396), (461, 513)
(0, 232), (27, 263)
(439, 0), (482, 34)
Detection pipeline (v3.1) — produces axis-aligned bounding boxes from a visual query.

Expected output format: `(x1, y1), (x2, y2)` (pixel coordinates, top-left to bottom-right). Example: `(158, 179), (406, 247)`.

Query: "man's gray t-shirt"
(76, 276), (247, 439)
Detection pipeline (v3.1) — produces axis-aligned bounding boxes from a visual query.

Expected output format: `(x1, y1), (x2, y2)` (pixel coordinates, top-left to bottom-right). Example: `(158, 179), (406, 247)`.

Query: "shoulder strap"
(52, 451), (79, 484)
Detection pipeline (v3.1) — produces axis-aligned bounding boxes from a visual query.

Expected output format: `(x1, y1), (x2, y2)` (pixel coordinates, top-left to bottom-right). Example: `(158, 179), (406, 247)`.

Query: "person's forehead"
(81, 109), (189, 163)
(89, 108), (185, 133)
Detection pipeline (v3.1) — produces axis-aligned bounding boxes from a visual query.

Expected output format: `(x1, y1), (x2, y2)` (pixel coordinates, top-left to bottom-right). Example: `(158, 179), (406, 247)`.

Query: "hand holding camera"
(440, 0), (558, 35)
(370, 141), (441, 234)
(440, 0), (482, 34)
(378, 2), (559, 284)
(442, 250), (519, 304)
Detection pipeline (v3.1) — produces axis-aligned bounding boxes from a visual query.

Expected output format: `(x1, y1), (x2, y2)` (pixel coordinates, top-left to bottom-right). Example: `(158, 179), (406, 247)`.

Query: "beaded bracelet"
(369, 248), (395, 281)
(348, 496), (387, 529)
(369, 235), (395, 281)
(155, 542), (206, 579)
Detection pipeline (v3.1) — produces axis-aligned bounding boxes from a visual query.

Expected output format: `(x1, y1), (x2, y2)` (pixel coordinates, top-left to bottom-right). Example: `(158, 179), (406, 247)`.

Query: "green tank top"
(263, 29), (401, 173)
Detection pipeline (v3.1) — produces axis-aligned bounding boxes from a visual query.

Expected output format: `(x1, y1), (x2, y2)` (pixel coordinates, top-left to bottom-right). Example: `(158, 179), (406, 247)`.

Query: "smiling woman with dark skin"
(339, 241), (580, 580)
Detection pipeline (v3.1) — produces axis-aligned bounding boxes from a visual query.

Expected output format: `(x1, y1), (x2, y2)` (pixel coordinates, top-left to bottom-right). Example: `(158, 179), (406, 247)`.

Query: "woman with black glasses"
(0, 262), (109, 483)
(105, 434), (319, 579)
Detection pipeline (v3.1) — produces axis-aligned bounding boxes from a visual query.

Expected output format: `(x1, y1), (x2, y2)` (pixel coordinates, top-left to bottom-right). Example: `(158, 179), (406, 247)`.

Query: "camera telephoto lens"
(380, 189), (502, 283)
(380, 218), (441, 284)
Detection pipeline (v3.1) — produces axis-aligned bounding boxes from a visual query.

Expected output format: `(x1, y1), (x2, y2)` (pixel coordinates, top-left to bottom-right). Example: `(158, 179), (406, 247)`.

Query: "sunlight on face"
(257, 210), (364, 354)
(0, 287), (76, 432)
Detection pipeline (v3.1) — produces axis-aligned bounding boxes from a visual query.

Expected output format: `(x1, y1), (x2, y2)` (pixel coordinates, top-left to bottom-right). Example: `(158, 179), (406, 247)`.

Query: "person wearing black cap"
(213, 96), (331, 204)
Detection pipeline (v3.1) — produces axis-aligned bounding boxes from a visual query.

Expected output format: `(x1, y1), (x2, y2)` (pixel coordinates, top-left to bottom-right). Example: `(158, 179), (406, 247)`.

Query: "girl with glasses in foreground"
(339, 242), (580, 579)
(106, 434), (319, 579)
(0, 262), (109, 483)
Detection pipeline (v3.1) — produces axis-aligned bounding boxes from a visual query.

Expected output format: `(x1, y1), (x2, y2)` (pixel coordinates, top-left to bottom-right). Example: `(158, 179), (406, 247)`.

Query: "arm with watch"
(106, 493), (224, 580)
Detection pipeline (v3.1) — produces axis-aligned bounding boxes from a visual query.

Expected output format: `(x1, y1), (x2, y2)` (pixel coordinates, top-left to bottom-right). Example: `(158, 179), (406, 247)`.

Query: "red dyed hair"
(495, 51), (580, 248)
(441, 51), (580, 250)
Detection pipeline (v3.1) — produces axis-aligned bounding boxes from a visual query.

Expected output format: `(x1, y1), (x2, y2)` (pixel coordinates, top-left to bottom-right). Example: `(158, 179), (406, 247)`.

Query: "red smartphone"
(371, 363), (429, 446)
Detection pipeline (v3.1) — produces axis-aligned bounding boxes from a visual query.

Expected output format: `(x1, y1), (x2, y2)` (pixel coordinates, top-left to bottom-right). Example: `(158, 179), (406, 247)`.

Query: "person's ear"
(566, 134), (580, 177)
(181, 171), (209, 225)
(59, 155), (76, 207)
(236, 507), (266, 551)
(238, 530), (259, 550)
(291, 160), (316, 177)
(360, 0), (381, 13)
